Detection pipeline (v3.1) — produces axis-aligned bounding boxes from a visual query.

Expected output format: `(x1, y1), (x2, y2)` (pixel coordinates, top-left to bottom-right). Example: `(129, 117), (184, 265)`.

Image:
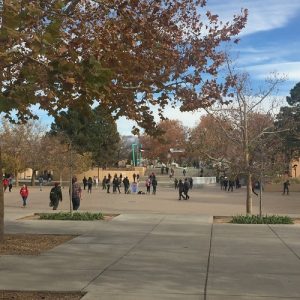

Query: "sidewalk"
(1, 186), (300, 299)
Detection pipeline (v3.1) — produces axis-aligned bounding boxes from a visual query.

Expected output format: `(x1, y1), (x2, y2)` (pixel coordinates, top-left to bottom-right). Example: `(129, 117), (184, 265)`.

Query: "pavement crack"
(203, 223), (213, 300)
(81, 216), (166, 291)
(268, 225), (300, 261)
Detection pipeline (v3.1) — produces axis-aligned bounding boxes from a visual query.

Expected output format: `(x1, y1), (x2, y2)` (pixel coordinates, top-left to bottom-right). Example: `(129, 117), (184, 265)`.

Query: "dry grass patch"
(0, 234), (76, 255)
(0, 291), (84, 299)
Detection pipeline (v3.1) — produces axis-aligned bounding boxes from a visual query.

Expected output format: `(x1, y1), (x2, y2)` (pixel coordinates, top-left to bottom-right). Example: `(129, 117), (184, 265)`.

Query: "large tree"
(192, 70), (284, 214)
(275, 82), (300, 165)
(0, 0), (247, 241)
(139, 119), (188, 163)
(50, 104), (120, 168)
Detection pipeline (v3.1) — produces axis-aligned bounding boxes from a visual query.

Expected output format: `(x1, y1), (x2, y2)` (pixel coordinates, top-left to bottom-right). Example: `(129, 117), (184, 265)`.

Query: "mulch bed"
(213, 216), (300, 224)
(0, 234), (76, 255)
(0, 291), (84, 299)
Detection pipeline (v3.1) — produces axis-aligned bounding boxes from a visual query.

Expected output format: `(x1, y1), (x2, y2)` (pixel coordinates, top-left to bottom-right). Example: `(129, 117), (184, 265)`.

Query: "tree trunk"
(0, 147), (4, 243)
(59, 171), (63, 187)
(246, 171), (252, 215)
(31, 170), (36, 186)
(14, 169), (19, 187)
(243, 101), (252, 215)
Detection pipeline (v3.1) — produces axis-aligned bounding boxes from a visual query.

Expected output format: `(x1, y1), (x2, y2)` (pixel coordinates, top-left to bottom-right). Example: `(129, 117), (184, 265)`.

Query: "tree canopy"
(1, 0), (247, 132)
(275, 82), (300, 159)
(50, 104), (120, 167)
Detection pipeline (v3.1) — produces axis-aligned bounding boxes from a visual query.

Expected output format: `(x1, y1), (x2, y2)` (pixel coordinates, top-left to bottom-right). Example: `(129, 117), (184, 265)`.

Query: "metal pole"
(69, 142), (73, 213)
(259, 170), (262, 217)
(132, 144), (136, 167)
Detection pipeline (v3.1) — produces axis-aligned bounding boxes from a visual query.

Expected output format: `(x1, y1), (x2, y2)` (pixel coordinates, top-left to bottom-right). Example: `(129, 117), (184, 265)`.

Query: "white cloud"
(116, 106), (204, 135)
(207, 0), (300, 36)
(247, 61), (300, 81)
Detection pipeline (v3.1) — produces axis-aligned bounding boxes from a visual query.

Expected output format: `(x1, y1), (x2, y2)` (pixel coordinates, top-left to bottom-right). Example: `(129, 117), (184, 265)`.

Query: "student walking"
(49, 182), (63, 210)
(152, 177), (157, 195)
(71, 177), (82, 210)
(20, 184), (29, 208)
(123, 176), (130, 194)
(183, 178), (190, 200)
(87, 177), (93, 193)
(146, 177), (151, 194)
(283, 180), (290, 195)
(178, 179), (185, 200)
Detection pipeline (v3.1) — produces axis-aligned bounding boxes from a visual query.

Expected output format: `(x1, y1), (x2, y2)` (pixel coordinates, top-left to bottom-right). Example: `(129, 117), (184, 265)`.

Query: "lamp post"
(132, 143), (136, 166)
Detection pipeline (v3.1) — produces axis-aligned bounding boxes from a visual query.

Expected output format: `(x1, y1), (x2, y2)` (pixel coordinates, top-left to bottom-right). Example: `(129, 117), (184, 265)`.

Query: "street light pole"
(69, 141), (73, 214)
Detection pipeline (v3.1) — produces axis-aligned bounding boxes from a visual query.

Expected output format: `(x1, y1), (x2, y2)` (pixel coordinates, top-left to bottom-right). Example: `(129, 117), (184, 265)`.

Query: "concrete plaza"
(1, 185), (300, 299)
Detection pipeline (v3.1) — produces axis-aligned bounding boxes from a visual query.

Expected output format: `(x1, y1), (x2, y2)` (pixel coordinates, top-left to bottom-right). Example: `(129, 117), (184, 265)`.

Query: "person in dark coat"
(152, 176), (157, 195)
(106, 177), (111, 193)
(183, 178), (190, 200)
(174, 178), (178, 190)
(223, 177), (228, 191)
(82, 176), (87, 190)
(189, 177), (193, 190)
(123, 176), (130, 194)
(178, 179), (185, 200)
(49, 182), (63, 210)
(87, 177), (93, 193)
(283, 180), (290, 195)
(228, 179), (234, 192)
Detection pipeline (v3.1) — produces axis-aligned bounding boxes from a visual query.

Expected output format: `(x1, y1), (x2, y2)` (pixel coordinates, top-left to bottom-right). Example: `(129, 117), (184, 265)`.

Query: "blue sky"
(118, 0), (300, 134)
(33, 0), (300, 135)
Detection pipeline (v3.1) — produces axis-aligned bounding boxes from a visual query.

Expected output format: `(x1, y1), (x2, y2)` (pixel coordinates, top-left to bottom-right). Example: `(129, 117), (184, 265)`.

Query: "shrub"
(231, 215), (293, 224)
(39, 212), (104, 221)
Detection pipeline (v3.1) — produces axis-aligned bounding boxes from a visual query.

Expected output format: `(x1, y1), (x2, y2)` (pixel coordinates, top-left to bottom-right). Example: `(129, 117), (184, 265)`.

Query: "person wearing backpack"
(49, 182), (63, 210)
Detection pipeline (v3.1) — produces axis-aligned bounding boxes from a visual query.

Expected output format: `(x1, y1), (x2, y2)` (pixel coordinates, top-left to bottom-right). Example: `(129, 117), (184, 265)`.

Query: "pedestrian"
(183, 168), (186, 177)
(119, 174), (123, 186)
(8, 176), (13, 192)
(283, 180), (290, 195)
(113, 174), (121, 193)
(178, 179), (185, 200)
(223, 177), (228, 191)
(183, 178), (190, 200)
(102, 176), (107, 190)
(71, 177), (82, 210)
(82, 176), (87, 190)
(49, 182), (63, 210)
(166, 166), (169, 175)
(146, 177), (151, 194)
(3, 178), (8, 192)
(106, 177), (111, 193)
(228, 179), (234, 192)
(87, 176), (93, 193)
(123, 176), (130, 194)
(189, 177), (193, 189)
(20, 184), (29, 208)
(235, 177), (240, 189)
(220, 176), (224, 190)
(152, 176), (157, 195)
(252, 179), (258, 196)
(174, 178), (178, 189)
(38, 176), (43, 191)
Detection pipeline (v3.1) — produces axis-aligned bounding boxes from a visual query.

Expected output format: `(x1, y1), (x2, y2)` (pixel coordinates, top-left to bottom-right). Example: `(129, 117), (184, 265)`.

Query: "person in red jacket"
(20, 184), (29, 208)
(3, 178), (9, 192)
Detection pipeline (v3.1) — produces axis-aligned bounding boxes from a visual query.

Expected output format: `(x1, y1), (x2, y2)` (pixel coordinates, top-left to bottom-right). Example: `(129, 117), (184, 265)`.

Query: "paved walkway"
(1, 185), (300, 299)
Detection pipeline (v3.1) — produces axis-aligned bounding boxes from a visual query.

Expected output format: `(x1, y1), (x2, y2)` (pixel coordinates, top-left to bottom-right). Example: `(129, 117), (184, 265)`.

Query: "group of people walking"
(177, 178), (190, 200)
